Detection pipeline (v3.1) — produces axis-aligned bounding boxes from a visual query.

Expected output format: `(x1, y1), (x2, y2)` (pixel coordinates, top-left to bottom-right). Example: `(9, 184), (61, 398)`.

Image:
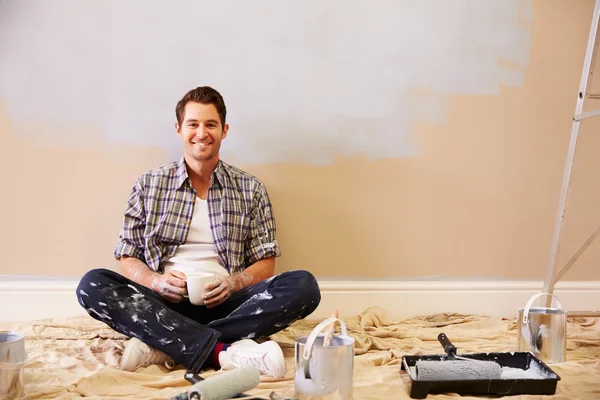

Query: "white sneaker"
(219, 339), (287, 378)
(120, 337), (174, 372)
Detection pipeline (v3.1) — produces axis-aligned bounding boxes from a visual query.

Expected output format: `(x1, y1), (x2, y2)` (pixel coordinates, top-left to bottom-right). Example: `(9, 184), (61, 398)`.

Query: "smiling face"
(176, 102), (229, 163)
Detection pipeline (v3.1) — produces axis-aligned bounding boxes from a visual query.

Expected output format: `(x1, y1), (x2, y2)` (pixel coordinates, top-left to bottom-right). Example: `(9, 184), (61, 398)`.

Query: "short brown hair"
(175, 86), (227, 127)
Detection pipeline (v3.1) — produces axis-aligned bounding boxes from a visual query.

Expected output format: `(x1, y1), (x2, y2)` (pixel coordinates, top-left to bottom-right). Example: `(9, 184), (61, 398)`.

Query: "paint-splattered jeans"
(76, 268), (321, 373)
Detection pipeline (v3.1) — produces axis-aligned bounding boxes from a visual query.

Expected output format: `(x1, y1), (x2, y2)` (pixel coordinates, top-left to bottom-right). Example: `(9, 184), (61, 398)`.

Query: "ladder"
(542, 0), (600, 315)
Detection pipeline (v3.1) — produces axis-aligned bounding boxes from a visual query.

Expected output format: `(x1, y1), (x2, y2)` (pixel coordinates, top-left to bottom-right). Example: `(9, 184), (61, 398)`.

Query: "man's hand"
(150, 270), (188, 303)
(203, 276), (236, 308)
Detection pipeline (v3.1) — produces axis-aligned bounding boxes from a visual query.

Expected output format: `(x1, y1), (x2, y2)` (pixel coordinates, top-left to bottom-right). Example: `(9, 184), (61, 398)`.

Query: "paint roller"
(415, 333), (502, 381)
(170, 366), (261, 400)
(322, 309), (339, 347)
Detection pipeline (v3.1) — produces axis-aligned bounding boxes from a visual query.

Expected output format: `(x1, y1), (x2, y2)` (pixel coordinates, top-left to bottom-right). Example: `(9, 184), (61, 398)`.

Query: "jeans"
(76, 268), (321, 373)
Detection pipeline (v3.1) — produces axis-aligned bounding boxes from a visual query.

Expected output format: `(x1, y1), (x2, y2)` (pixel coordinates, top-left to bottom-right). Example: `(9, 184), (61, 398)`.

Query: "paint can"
(294, 317), (354, 399)
(517, 293), (567, 364)
(0, 331), (26, 400)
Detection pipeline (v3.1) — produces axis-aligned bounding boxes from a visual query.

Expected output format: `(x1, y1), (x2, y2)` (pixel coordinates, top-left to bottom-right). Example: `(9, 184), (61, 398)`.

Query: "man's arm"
(121, 255), (157, 288)
(121, 255), (188, 303)
(203, 182), (280, 308)
(114, 178), (187, 303)
(113, 178), (147, 263)
(230, 256), (275, 291)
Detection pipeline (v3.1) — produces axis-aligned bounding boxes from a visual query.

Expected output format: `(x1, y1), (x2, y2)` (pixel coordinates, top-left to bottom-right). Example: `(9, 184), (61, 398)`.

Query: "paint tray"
(401, 351), (561, 399)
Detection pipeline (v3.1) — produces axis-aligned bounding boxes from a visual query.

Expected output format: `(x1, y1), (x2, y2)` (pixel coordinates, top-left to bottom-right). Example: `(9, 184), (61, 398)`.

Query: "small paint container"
(0, 331), (26, 400)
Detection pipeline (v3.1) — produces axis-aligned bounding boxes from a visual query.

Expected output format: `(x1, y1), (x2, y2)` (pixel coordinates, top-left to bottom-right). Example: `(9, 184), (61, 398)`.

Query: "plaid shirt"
(113, 157), (281, 275)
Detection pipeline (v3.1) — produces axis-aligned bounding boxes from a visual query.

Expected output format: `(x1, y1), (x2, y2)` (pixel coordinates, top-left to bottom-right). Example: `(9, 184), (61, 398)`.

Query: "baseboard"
(1, 278), (599, 323)
(315, 280), (600, 320)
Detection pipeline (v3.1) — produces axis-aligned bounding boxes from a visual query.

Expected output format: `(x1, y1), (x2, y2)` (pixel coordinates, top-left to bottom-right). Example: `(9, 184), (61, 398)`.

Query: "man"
(76, 86), (321, 378)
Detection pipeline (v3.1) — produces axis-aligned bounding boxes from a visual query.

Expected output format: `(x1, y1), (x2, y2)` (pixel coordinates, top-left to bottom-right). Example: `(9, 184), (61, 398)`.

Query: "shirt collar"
(212, 159), (225, 186)
(174, 156), (225, 190)
(174, 157), (189, 189)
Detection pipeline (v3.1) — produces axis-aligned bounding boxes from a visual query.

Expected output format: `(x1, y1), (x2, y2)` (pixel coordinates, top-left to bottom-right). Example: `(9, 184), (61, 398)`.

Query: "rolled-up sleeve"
(244, 183), (281, 265)
(113, 178), (146, 262)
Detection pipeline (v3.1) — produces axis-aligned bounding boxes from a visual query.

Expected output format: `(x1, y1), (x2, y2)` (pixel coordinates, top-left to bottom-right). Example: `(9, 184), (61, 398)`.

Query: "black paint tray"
(401, 351), (561, 399)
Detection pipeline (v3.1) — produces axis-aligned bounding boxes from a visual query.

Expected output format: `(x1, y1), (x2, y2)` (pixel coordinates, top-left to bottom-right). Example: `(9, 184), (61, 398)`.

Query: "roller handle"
(438, 333), (457, 357)
(184, 369), (204, 384)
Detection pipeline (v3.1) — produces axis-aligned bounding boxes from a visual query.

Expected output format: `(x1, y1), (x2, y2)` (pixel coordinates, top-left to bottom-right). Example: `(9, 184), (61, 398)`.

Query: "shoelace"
(140, 347), (172, 367)
(233, 350), (271, 375)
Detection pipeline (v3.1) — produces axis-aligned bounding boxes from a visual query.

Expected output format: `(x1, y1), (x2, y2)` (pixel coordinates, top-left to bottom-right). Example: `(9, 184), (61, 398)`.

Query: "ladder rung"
(573, 108), (600, 121)
(567, 311), (600, 317)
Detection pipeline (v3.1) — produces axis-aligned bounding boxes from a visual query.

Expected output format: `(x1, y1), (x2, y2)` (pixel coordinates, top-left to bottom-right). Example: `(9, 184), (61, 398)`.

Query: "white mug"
(185, 272), (216, 306)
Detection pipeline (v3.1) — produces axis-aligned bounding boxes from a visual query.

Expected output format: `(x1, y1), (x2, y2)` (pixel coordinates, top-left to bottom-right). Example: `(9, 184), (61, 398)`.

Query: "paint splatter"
(127, 284), (140, 293)
(156, 310), (175, 332)
(90, 283), (98, 287)
(237, 290), (274, 310)
(132, 293), (144, 301)
(79, 290), (89, 297)
(131, 314), (148, 324)
(87, 308), (112, 320)
(255, 291), (272, 300)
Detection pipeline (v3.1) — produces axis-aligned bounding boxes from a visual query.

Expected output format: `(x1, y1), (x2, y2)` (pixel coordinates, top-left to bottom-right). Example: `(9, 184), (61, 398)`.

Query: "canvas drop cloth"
(1, 307), (599, 399)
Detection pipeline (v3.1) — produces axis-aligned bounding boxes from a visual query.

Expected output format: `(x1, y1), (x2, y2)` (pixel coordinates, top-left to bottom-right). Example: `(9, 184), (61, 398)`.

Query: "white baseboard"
(315, 280), (600, 320)
(1, 278), (599, 323)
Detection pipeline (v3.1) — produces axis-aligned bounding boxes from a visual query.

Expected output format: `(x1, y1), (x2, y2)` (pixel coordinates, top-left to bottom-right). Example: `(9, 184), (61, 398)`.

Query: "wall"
(1, 0), (599, 281)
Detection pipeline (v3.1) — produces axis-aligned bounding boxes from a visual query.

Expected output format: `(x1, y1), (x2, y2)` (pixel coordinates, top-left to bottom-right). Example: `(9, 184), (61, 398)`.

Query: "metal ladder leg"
(542, 0), (600, 315)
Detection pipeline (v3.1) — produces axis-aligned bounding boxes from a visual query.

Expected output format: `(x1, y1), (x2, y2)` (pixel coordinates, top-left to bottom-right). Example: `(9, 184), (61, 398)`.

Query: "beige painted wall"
(1, 0), (599, 280)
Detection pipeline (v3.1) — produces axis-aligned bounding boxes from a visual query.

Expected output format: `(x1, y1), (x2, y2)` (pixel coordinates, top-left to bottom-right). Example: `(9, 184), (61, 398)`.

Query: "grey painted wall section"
(0, 0), (531, 165)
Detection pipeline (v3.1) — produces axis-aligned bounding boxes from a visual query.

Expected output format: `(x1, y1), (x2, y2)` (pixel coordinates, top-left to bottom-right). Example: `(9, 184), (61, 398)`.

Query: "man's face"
(176, 102), (228, 163)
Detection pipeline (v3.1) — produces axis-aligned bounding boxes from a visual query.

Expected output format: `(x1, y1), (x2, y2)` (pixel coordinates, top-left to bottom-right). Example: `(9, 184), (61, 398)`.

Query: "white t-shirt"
(162, 197), (229, 277)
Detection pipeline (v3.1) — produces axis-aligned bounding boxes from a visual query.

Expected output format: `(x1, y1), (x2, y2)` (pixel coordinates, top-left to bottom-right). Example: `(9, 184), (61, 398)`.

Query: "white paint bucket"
(517, 293), (567, 364)
(0, 331), (26, 400)
(294, 317), (355, 399)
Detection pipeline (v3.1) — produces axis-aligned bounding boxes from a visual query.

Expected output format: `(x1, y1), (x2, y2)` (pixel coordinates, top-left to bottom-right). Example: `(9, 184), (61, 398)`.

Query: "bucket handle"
(522, 292), (562, 325)
(302, 317), (347, 361)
